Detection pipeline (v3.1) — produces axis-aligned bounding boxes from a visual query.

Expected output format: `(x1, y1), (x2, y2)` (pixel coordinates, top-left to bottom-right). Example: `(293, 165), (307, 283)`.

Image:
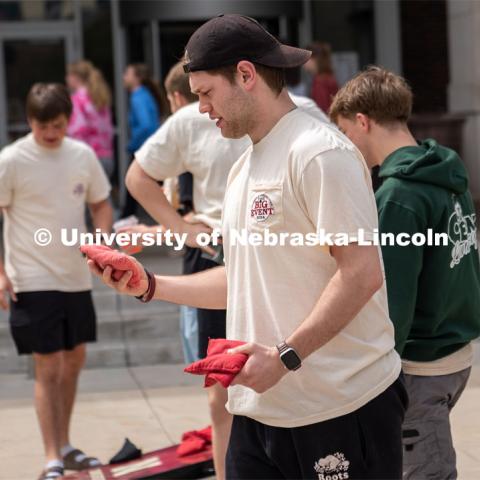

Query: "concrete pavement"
(1, 356), (480, 480)
(0, 364), (210, 480)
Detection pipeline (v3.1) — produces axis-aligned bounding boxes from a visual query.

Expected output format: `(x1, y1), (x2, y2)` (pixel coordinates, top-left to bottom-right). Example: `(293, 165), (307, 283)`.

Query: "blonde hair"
(329, 66), (413, 125)
(68, 60), (111, 110)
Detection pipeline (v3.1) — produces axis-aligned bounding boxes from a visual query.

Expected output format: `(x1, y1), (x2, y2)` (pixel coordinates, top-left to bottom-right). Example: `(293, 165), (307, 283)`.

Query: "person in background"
(66, 60), (114, 179)
(121, 64), (170, 218)
(175, 171), (199, 364)
(0, 83), (112, 479)
(304, 41), (339, 113)
(330, 66), (480, 479)
(121, 63), (200, 364)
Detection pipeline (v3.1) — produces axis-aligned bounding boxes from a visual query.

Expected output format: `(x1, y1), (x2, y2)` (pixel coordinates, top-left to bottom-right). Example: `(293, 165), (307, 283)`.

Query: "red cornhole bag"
(184, 339), (248, 388)
(80, 244), (143, 288)
(176, 426), (212, 457)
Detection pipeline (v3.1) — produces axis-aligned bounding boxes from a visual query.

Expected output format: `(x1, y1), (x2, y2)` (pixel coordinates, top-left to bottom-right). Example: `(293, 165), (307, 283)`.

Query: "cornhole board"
(62, 445), (213, 480)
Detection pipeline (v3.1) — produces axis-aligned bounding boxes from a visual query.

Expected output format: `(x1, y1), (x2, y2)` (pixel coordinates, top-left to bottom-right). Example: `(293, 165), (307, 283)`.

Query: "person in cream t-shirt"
(126, 61), (333, 480)
(0, 83), (111, 480)
(222, 107), (401, 428)
(0, 133), (110, 292)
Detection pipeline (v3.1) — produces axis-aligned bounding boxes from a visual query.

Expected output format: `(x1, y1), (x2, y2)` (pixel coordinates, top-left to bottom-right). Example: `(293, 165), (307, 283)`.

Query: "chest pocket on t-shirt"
(247, 184), (284, 233)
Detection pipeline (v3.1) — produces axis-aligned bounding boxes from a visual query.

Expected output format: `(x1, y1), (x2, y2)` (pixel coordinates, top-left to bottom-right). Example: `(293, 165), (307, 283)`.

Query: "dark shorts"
(9, 290), (97, 355)
(226, 375), (408, 480)
(183, 247), (226, 359)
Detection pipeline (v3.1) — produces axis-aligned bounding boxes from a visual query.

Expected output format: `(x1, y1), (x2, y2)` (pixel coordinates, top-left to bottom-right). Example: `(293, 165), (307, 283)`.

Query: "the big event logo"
(448, 198), (478, 269)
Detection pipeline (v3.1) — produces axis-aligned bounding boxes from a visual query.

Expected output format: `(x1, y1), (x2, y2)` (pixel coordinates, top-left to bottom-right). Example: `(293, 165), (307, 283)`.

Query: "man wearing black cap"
(90, 15), (406, 479)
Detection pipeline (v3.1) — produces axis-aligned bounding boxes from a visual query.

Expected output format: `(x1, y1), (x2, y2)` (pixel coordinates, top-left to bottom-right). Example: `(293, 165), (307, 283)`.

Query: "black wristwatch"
(276, 341), (302, 371)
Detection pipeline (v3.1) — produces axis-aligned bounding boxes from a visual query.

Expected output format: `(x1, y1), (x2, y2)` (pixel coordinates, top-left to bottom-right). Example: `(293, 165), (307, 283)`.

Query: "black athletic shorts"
(9, 290), (96, 355)
(183, 246), (226, 359)
(226, 375), (408, 480)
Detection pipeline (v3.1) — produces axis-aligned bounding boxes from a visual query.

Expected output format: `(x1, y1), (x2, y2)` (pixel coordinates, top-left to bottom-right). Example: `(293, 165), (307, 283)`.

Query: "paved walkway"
(0, 365), (209, 480)
(1, 353), (480, 480)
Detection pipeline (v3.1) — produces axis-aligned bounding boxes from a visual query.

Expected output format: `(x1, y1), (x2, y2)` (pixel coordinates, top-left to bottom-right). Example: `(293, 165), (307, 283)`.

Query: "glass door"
(0, 22), (76, 146)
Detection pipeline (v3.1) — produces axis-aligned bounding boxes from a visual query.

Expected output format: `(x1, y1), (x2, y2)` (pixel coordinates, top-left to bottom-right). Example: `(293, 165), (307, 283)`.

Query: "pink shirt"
(68, 87), (113, 158)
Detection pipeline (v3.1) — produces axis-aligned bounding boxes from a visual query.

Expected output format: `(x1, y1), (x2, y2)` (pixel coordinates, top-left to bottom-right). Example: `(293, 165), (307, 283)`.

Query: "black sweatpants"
(226, 375), (408, 480)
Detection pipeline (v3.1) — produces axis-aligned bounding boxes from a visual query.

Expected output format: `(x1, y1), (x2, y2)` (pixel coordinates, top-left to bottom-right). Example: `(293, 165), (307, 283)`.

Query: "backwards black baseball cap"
(183, 14), (311, 73)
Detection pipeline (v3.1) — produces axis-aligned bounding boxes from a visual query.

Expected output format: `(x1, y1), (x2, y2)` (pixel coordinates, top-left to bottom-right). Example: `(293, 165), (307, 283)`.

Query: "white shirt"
(0, 134), (111, 292)
(222, 109), (401, 427)
(135, 98), (330, 230)
(135, 102), (250, 230)
(402, 343), (473, 376)
(289, 93), (331, 123)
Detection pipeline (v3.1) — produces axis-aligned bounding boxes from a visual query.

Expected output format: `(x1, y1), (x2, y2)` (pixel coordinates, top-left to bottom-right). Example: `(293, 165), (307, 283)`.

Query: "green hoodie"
(376, 138), (480, 361)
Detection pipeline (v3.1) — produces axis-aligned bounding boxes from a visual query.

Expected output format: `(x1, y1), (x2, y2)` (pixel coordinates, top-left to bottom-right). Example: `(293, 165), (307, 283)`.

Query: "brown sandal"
(63, 448), (101, 471)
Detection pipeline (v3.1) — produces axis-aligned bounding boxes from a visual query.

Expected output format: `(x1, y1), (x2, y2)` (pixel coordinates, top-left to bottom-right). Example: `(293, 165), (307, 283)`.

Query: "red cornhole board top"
(62, 444), (213, 480)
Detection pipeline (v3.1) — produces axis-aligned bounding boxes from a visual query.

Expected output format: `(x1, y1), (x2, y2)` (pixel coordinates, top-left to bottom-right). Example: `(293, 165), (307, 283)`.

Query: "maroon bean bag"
(80, 244), (144, 288)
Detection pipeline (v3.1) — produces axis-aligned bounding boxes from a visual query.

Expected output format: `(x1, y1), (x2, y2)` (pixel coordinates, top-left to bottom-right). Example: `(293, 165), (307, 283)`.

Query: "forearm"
(126, 161), (185, 232)
(89, 200), (113, 233)
(0, 226), (4, 274)
(153, 265), (227, 309)
(287, 258), (382, 360)
(0, 211), (4, 271)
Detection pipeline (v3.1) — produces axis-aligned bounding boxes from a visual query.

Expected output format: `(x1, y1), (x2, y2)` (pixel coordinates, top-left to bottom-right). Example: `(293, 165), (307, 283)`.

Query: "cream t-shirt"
(0, 134), (111, 292)
(222, 108), (401, 428)
(402, 343), (473, 376)
(135, 99), (330, 230)
(135, 102), (250, 230)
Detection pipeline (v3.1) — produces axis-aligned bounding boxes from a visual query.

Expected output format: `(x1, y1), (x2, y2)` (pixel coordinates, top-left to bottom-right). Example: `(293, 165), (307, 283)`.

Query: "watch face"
(281, 348), (301, 370)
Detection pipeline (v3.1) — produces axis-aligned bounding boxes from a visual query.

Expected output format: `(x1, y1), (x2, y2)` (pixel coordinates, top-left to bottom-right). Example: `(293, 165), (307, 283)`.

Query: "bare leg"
(33, 351), (64, 462)
(59, 344), (86, 447)
(208, 384), (232, 480)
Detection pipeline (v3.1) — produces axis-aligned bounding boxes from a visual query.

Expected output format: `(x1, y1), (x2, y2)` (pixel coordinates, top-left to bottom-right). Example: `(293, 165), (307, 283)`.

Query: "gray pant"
(402, 368), (471, 480)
